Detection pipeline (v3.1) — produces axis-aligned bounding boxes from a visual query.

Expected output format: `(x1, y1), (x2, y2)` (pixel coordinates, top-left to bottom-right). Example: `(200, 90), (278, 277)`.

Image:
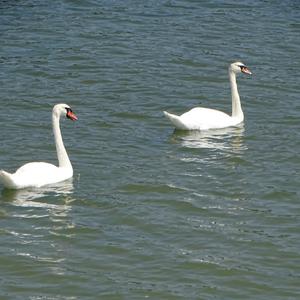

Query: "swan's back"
(180, 107), (233, 130)
(15, 162), (59, 176)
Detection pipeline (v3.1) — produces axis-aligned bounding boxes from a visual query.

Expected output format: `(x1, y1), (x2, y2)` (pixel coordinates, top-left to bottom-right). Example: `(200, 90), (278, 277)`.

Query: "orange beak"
(67, 110), (78, 121)
(241, 66), (252, 75)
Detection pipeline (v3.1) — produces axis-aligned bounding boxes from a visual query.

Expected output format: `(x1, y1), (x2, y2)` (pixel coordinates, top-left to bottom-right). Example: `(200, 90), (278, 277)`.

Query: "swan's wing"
(1, 162), (73, 189)
(179, 107), (232, 130)
(164, 107), (233, 130)
(8, 162), (67, 189)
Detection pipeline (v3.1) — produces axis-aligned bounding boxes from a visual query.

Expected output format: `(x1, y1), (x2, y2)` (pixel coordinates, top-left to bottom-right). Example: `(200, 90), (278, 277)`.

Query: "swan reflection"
(1, 180), (75, 274)
(170, 125), (246, 153)
(1, 179), (75, 210)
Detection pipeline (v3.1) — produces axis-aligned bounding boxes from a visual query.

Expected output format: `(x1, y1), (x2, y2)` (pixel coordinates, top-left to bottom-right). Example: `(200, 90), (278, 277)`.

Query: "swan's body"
(0, 104), (77, 189)
(164, 62), (251, 131)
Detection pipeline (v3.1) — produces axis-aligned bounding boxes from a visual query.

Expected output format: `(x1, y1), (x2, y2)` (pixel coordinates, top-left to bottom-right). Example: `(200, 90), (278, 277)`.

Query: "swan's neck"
(229, 70), (244, 121)
(52, 114), (72, 170)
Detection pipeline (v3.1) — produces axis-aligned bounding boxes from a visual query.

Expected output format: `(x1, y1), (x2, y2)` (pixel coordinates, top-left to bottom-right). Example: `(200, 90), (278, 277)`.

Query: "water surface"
(0, 0), (300, 299)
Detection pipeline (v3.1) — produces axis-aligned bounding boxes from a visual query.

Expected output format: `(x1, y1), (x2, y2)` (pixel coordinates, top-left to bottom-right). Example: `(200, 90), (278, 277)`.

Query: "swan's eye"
(65, 107), (72, 113)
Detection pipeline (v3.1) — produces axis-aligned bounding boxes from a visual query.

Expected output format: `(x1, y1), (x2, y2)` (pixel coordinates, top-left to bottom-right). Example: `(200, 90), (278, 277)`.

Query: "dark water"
(1, 0), (300, 299)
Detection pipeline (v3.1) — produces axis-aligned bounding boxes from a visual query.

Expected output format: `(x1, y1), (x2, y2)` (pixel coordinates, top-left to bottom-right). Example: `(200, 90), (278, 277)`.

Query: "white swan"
(0, 104), (77, 189)
(164, 61), (252, 130)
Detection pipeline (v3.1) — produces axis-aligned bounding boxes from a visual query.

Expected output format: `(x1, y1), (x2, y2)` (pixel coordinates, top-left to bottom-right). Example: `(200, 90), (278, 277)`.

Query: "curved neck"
(229, 70), (243, 120)
(52, 114), (72, 169)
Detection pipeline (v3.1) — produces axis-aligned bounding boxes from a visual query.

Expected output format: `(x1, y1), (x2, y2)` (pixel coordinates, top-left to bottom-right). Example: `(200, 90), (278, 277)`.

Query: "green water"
(0, 0), (300, 299)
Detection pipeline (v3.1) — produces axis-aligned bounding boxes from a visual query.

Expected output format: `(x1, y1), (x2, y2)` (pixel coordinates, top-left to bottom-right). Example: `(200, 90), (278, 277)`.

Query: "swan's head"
(53, 103), (78, 121)
(229, 62), (252, 75)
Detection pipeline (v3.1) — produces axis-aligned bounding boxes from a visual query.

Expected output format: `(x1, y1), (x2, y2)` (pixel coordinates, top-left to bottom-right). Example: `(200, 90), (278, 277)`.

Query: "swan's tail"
(0, 170), (17, 189)
(163, 111), (188, 130)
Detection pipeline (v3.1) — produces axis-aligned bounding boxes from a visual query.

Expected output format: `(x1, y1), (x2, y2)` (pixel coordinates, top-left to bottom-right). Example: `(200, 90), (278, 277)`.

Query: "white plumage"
(164, 62), (252, 131)
(0, 104), (77, 189)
